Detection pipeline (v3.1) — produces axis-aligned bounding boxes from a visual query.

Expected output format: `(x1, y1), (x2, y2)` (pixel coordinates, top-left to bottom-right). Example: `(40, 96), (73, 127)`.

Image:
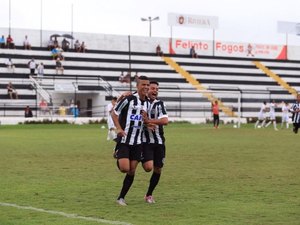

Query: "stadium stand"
(1, 44), (300, 121)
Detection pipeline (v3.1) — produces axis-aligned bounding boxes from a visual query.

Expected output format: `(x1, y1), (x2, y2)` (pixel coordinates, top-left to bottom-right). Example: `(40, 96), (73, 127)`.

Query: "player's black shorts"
(115, 143), (143, 161)
(141, 143), (166, 168)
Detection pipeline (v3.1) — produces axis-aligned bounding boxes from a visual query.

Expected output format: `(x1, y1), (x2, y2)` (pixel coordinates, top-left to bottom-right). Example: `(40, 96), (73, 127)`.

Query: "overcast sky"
(0, 0), (300, 45)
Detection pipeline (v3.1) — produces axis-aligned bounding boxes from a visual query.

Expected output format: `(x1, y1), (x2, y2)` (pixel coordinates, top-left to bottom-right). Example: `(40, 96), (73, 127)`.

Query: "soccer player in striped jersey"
(141, 81), (168, 204)
(111, 76), (150, 206)
(290, 93), (300, 134)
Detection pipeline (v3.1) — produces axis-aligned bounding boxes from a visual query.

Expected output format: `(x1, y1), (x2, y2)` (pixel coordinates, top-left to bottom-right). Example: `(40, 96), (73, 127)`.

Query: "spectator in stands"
(212, 100), (220, 129)
(48, 98), (54, 116)
(119, 71), (131, 84)
(48, 37), (55, 50)
(51, 46), (64, 60)
(51, 47), (59, 59)
(74, 40), (80, 52)
(5, 58), (16, 73)
(134, 72), (139, 83)
(156, 44), (163, 56)
(39, 99), (48, 115)
(190, 46), (197, 58)
(79, 41), (86, 53)
(71, 105), (79, 118)
(24, 106), (33, 118)
(6, 34), (15, 49)
(56, 58), (64, 74)
(62, 99), (68, 107)
(53, 37), (58, 47)
(37, 62), (44, 79)
(28, 58), (37, 75)
(57, 46), (64, 60)
(7, 82), (18, 99)
(59, 104), (66, 116)
(61, 38), (70, 52)
(69, 99), (75, 115)
(23, 35), (31, 50)
(0, 35), (5, 48)
(247, 44), (255, 57)
(119, 71), (125, 83)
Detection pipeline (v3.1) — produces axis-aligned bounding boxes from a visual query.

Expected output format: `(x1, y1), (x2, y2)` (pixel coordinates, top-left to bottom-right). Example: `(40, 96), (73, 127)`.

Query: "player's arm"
(144, 116), (168, 126)
(142, 102), (168, 126)
(117, 91), (132, 102)
(111, 98), (129, 137)
(289, 104), (300, 113)
(111, 110), (126, 137)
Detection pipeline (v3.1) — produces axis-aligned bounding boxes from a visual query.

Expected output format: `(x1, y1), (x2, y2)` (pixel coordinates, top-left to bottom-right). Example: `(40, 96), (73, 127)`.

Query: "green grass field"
(0, 123), (299, 225)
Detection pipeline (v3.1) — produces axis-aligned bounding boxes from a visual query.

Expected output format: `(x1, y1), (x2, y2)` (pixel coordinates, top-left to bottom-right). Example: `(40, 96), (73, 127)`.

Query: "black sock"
(146, 172), (161, 196)
(118, 174), (134, 199)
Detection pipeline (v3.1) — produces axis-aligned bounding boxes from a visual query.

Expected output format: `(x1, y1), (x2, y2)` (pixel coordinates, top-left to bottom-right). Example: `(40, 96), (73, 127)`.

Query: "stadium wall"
(1, 27), (300, 60)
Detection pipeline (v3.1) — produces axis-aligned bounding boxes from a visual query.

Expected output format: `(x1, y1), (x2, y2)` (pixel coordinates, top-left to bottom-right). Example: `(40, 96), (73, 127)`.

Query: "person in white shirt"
(254, 101), (267, 128)
(281, 101), (290, 129)
(23, 35), (31, 50)
(37, 62), (44, 76)
(5, 58), (15, 73)
(265, 100), (278, 131)
(28, 58), (37, 75)
(106, 97), (118, 141)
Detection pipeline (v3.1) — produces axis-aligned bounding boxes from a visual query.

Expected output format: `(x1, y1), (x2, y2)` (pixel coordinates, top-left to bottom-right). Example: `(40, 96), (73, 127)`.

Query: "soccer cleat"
(144, 195), (155, 204)
(116, 198), (127, 206)
(293, 127), (298, 134)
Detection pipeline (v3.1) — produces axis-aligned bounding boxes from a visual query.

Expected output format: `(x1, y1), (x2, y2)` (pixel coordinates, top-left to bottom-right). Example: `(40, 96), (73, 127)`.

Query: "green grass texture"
(0, 123), (299, 225)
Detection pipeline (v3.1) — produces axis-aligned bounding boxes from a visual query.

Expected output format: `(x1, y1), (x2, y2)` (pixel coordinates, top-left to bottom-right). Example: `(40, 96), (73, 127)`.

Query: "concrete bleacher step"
(2, 47), (300, 118)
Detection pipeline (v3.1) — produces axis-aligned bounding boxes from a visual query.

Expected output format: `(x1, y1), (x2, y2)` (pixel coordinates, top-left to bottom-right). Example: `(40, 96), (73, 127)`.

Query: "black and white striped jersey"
(290, 102), (300, 123)
(142, 99), (168, 145)
(114, 93), (150, 145)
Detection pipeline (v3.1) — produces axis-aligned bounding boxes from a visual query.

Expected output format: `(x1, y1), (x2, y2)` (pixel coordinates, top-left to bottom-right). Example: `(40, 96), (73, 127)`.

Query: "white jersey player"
(254, 101), (267, 128)
(265, 100), (278, 131)
(281, 101), (290, 129)
(106, 97), (117, 141)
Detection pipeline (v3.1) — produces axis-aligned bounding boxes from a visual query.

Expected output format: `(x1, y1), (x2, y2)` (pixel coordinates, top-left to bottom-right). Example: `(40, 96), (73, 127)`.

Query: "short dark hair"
(150, 80), (159, 86)
(138, 75), (149, 81)
(112, 96), (117, 101)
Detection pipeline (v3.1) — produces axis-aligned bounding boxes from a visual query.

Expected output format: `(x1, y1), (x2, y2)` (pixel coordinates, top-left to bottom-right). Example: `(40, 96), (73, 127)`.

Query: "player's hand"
(116, 128), (126, 137)
(147, 123), (157, 131)
(141, 110), (149, 123)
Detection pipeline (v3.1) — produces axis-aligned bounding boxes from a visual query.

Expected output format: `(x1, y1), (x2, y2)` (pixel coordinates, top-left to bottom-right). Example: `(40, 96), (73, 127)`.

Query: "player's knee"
(117, 160), (130, 173)
(119, 168), (129, 173)
(143, 166), (152, 172)
(142, 161), (153, 172)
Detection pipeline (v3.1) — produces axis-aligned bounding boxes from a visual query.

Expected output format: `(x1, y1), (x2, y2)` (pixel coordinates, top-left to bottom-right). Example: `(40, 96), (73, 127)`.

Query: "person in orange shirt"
(39, 99), (48, 115)
(212, 100), (220, 129)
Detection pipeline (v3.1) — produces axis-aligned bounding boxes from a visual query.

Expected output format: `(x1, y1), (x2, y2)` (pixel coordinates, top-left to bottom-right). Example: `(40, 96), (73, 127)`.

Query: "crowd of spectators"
(0, 33), (87, 55)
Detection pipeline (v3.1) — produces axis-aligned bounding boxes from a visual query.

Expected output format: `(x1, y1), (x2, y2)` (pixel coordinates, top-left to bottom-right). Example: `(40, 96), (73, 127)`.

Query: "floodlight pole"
(8, 0), (11, 35)
(286, 33), (288, 60)
(40, 0), (43, 47)
(141, 16), (159, 37)
(71, 3), (74, 48)
(213, 29), (215, 56)
(128, 35), (132, 92)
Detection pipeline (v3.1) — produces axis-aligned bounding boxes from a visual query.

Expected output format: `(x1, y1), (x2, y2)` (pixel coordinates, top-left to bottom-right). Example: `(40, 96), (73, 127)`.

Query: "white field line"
(0, 202), (133, 225)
